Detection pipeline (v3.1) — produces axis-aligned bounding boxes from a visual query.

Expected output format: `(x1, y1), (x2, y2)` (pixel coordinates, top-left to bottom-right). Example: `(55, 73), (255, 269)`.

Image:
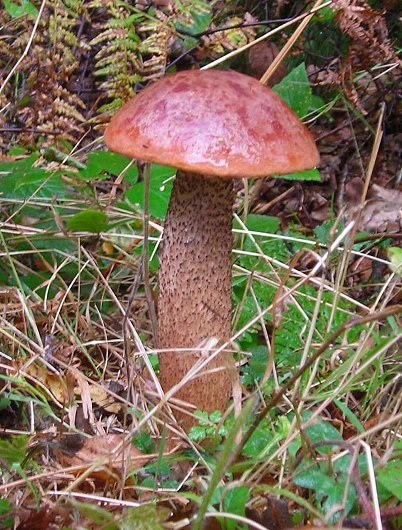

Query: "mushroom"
(105, 69), (319, 433)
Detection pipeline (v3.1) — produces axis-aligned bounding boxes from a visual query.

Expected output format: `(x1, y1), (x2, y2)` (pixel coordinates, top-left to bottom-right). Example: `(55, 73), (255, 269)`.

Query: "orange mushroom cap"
(104, 69), (319, 179)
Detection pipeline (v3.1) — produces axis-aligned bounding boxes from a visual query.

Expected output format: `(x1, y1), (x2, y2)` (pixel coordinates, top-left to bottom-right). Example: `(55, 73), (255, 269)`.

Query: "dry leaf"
(349, 256), (373, 284)
(87, 383), (122, 414)
(27, 362), (68, 403)
(73, 375), (123, 416)
(16, 502), (72, 530)
(247, 41), (287, 86)
(246, 496), (292, 530)
(346, 182), (402, 232)
(54, 434), (151, 481)
(73, 369), (95, 424)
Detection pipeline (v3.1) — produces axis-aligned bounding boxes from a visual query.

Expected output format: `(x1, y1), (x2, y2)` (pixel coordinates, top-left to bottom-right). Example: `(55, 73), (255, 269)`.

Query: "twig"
(179, 18), (293, 39)
(0, 127), (63, 135)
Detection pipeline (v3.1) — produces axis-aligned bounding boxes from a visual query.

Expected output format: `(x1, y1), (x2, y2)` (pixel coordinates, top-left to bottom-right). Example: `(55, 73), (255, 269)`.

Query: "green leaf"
(242, 345), (269, 383)
(322, 481), (356, 518)
(234, 213), (280, 234)
(0, 154), (80, 200)
(120, 505), (170, 530)
(145, 459), (170, 477)
(274, 168), (321, 182)
(333, 399), (365, 434)
(273, 63), (312, 118)
(20, 272), (58, 300)
(332, 453), (368, 476)
(133, 432), (156, 454)
(72, 501), (116, 528)
(175, 1), (212, 41)
(126, 164), (176, 220)
(289, 411), (343, 459)
(294, 467), (356, 521)
(294, 468), (335, 493)
(79, 151), (138, 182)
(387, 247), (402, 277)
(190, 411), (227, 443)
(0, 499), (13, 516)
(210, 410), (223, 424)
(0, 436), (29, 467)
(302, 415), (344, 450)
(67, 210), (109, 233)
(4, 0), (38, 18)
(189, 426), (208, 443)
(194, 410), (210, 426)
(242, 419), (274, 457)
(222, 486), (250, 530)
(377, 460), (402, 500)
(315, 6), (336, 23)
(0, 168), (68, 199)
(0, 499), (13, 528)
(193, 399), (256, 530)
(0, 396), (11, 411)
(310, 94), (326, 112)
(314, 220), (343, 246)
(140, 476), (157, 489)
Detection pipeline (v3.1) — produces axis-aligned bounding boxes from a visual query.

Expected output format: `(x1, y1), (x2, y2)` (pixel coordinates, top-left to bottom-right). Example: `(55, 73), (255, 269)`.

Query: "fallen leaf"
(27, 363), (68, 403)
(246, 496), (292, 530)
(87, 383), (122, 414)
(261, 497), (292, 530)
(349, 256), (373, 284)
(247, 41), (287, 86)
(54, 433), (151, 482)
(346, 182), (402, 232)
(16, 502), (72, 530)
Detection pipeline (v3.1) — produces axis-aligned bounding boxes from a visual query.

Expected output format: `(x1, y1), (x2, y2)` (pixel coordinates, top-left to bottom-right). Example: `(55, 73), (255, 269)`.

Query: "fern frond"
(0, 0), (87, 147)
(316, 0), (401, 113)
(89, 0), (147, 109)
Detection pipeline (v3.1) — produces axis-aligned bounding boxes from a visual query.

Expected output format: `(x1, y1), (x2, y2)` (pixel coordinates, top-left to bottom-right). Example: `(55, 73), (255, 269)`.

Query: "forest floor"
(0, 1), (401, 529)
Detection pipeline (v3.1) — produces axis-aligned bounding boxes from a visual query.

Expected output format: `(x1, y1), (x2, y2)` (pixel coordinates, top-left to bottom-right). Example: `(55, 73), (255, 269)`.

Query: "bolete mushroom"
(105, 69), (319, 433)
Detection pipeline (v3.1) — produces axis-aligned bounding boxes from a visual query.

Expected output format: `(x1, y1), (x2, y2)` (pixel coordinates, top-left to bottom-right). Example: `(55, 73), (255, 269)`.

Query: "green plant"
(189, 411), (228, 445)
(377, 441), (402, 502)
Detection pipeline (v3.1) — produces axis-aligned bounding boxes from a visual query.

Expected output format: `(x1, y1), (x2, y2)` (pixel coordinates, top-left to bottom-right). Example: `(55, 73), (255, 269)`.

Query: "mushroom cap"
(105, 69), (319, 179)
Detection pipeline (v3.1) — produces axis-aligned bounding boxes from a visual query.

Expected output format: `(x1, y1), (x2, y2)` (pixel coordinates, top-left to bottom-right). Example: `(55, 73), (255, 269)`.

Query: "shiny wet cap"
(105, 69), (319, 179)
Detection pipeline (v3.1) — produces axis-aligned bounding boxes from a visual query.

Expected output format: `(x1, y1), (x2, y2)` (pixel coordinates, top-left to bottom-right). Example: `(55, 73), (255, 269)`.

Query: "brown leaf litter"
(345, 180), (402, 232)
(53, 433), (151, 482)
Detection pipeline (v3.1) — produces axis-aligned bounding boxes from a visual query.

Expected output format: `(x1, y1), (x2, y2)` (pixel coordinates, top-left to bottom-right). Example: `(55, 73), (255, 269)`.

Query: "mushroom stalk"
(158, 171), (233, 431)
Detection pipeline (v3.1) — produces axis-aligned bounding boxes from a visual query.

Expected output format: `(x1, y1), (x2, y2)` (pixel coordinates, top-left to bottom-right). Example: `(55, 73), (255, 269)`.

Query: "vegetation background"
(0, 0), (401, 529)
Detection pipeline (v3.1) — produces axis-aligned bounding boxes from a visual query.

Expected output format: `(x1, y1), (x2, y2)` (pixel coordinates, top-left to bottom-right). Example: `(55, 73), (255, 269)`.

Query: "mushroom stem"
(158, 171), (233, 432)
